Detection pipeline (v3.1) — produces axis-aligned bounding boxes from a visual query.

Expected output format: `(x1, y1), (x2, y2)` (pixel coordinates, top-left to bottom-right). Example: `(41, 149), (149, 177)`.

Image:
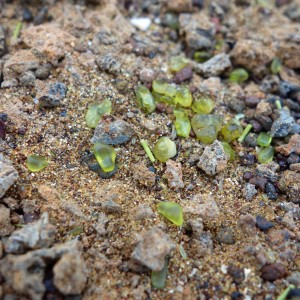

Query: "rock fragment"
(0, 204), (14, 236)
(132, 163), (156, 187)
(0, 157), (19, 198)
(238, 214), (256, 236)
(260, 263), (287, 281)
(243, 183), (257, 201)
(37, 81), (67, 108)
(0, 25), (6, 57)
(255, 162), (279, 183)
(165, 160), (184, 189)
(96, 54), (121, 75)
(278, 170), (300, 203)
(131, 227), (175, 271)
(276, 134), (300, 156)
(197, 140), (229, 175)
(132, 204), (155, 220)
(216, 227), (235, 245)
(102, 199), (121, 214)
(256, 215), (274, 232)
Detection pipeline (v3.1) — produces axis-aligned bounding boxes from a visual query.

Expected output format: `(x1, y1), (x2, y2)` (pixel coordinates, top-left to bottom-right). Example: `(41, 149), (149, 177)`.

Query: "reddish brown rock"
(165, 160), (184, 189)
(132, 163), (156, 187)
(261, 263), (287, 281)
(278, 170), (300, 203)
(276, 134), (300, 156)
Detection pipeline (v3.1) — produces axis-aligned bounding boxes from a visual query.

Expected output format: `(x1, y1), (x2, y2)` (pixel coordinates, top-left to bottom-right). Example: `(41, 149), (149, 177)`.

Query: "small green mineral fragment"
(258, 146), (274, 164)
(179, 244), (187, 259)
(157, 201), (183, 226)
(238, 124), (252, 143)
(135, 85), (156, 114)
(151, 257), (168, 289)
(194, 51), (211, 63)
(152, 80), (177, 98)
(192, 97), (214, 114)
(153, 137), (177, 162)
(85, 99), (112, 128)
(257, 132), (272, 147)
(140, 139), (156, 163)
(271, 57), (282, 74)
(27, 155), (48, 172)
(175, 87), (192, 107)
(152, 91), (176, 106)
(277, 285), (295, 300)
(222, 142), (235, 161)
(169, 56), (189, 72)
(93, 142), (116, 172)
(221, 121), (243, 143)
(275, 99), (282, 109)
(229, 68), (249, 83)
(174, 109), (191, 138)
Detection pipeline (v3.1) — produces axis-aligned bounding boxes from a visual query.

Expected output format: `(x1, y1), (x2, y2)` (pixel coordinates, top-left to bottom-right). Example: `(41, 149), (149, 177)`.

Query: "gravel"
(256, 215), (274, 232)
(0, 156), (19, 199)
(0, 204), (14, 236)
(37, 82), (67, 108)
(164, 160), (184, 190)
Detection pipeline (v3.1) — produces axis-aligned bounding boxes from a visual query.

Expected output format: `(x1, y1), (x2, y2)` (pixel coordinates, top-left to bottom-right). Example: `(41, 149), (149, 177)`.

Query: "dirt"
(0, 0), (300, 299)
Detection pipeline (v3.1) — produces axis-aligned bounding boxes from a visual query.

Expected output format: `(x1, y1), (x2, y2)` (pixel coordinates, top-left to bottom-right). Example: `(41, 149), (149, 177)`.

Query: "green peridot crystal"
(175, 87), (192, 107)
(135, 85), (156, 114)
(257, 146), (274, 164)
(93, 142), (116, 172)
(151, 257), (168, 289)
(221, 142), (235, 161)
(221, 121), (243, 143)
(85, 99), (112, 128)
(152, 80), (177, 97)
(152, 91), (176, 106)
(257, 132), (272, 147)
(153, 137), (177, 162)
(229, 68), (249, 83)
(174, 109), (191, 138)
(157, 201), (183, 226)
(192, 97), (214, 114)
(271, 57), (282, 75)
(194, 51), (211, 63)
(169, 56), (189, 72)
(27, 155), (48, 172)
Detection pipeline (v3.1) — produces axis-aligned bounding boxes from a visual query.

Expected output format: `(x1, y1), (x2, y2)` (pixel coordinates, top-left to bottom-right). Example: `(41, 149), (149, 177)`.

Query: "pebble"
(96, 54), (121, 75)
(249, 176), (268, 191)
(91, 118), (135, 145)
(227, 264), (245, 284)
(193, 53), (231, 77)
(131, 227), (175, 271)
(287, 153), (300, 164)
(37, 82), (67, 108)
(255, 115), (273, 131)
(197, 140), (229, 176)
(164, 160), (184, 190)
(255, 162), (279, 183)
(244, 132), (258, 147)
(290, 162), (300, 172)
(243, 171), (254, 181)
(245, 96), (260, 108)
(139, 68), (156, 83)
(238, 214), (256, 236)
(132, 163), (156, 187)
(35, 65), (51, 80)
(0, 26), (6, 57)
(287, 271), (300, 286)
(240, 154), (256, 166)
(19, 71), (36, 87)
(271, 109), (299, 138)
(260, 263), (287, 281)
(278, 170), (300, 203)
(5, 212), (56, 253)
(0, 120), (5, 139)
(188, 218), (204, 239)
(276, 134), (300, 156)
(249, 119), (263, 133)
(0, 156), (19, 198)
(130, 17), (151, 31)
(216, 227), (235, 245)
(265, 182), (278, 200)
(243, 183), (257, 201)
(173, 66), (193, 84)
(22, 7), (33, 22)
(256, 215), (274, 232)
(102, 199), (121, 214)
(227, 98), (245, 113)
(0, 204), (14, 236)
(132, 204), (155, 220)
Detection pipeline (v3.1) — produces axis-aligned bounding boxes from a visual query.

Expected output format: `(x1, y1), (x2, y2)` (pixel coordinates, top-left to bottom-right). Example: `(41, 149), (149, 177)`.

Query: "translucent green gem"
(179, 244), (187, 259)
(229, 68), (249, 83)
(85, 99), (112, 128)
(191, 114), (223, 144)
(153, 137), (177, 162)
(174, 109), (191, 138)
(257, 146), (274, 164)
(194, 51), (211, 63)
(257, 132), (272, 147)
(175, 87), (192, 107)
(93, 142), (116, 172)
(192, 97), (214, 114)
(152, 91), (176, 106)
(221, 121), (243, 143)
(169, 56), (189, 73)
(152, 80), (177, 98)
(271, 57), (282, 75)
(151, 257), (168, 289)
(221, 142), (235, 161)
(27, 155), (48, 172)
(135, 85), (156, 114)
(157, 201), (183, 226)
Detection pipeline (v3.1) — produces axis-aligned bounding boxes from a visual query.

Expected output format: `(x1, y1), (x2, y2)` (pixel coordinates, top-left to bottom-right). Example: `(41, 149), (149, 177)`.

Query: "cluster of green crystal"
(191, 114), (223, 144)
(135, 85), (156, 114)
(192, 97), (214, 114)
(221, 120), (243, 143)
(27, 155), (48, 172)
(85, 99), (112, 128)
(153, 137), (177, 162)
(93, 142), (116, 172)
(174, 109), (191, 138)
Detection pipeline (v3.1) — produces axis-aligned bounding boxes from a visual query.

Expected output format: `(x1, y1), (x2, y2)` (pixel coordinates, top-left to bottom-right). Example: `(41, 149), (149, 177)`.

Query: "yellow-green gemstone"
(192, 97), (214, 114)
(151, 257), (168, 289)
(194, 51), (211, 63)
(152, 80), (177, 98)
(157, 202), (183, 226)
(258, 146), (274, 164)
(152, 91), (176, 106)
(169, 56), (189, 72)
(229, 68), (249, 83)
(221, 121), (243, 143)
(271, 57), (282, 74)
(135, 85), (156, 114)
(85, 99), (112, 128)
(257, 132), (272, 147)
(174, 109), (191, 138)
(221, 142), (235, 161)
(27, 155), (48, 172)
(175, 87), (192, 107)
(93, 142), (116, 172)
(153, 137), (177, 162)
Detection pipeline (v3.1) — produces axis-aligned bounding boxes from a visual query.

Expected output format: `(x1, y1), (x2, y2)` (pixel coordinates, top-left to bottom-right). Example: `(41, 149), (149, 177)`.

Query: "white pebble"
(130, 17), (151, 31)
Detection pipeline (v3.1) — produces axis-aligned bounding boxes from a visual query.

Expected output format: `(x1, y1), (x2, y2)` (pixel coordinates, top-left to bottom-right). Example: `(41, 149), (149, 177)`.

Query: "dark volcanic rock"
(260, 263), (287, 281)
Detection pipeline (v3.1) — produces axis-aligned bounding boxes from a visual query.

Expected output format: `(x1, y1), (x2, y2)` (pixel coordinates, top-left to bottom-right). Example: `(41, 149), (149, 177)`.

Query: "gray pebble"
(216, 227), (235, 245)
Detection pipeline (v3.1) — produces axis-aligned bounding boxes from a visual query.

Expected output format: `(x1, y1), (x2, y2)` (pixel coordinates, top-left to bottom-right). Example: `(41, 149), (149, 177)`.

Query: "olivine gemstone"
(257, 146), (274, 164)
(135, 85), (156, 114)
(153, 137), (177, 162)
(221, 121), (243, 143)
(169, 56), (189, 72)
(174, 109), (191, 138)
(175, 87), (192, 107)
(257, 132), (272, 147)
(27, 155), (48, 172)
(151, 258), (168, 289)
(85, 99), (112, 128)
(229, 68), (249, 83)
(192, 97), (214, 114)
(157, 202), (183, 226)
(152, 91), (176, 106)
(93, 142), (116, 172)
(194, 51), (211, 63)
(221, 142), (235, 161)
(152, 80), (177, 97)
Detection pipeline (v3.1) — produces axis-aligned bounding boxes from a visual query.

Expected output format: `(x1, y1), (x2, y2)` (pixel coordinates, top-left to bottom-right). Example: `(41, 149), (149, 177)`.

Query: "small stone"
(287, 271), (300, 287)
(227, 98), (245, 113)
(5, 212), (56, 253)
(0, 26), (6, 57)
(139, 68), (156, 83)
(132, 163), (156, 187)
(256, 215), (274, 232)
(276, 134), (300, 156)
(265, 182), (278, 200)
(53, 252), (87, 295)
(37, 82), (67, 108)
(1, 79), (18, 88)
(165, 160), (184, 190)
(188, 218), (204, 239)
(197, 140), (229, 176)
(290, 163), (300, 172)
(35, 65), (50, 80)
(96, 54), (121, 75)
(260, 263), (287, 281)
(244, 133), (258, 147)
(238, 214), (256, 236)
(245, 96), (260, 108)
(173, 66), (193, 84)
(0, 204), (14, 236)
(243, 183), (257, 201)
(216, 227), (235, 245)
(278, 170), (300, 203)
(227, 265), (245, 284)
(19, 71), (36, 87)
(0, 121), (5, 139)
(130, 17), (151, 31)
(93, 212), (108, 236)
(271, 109), (299, 138)
(102, 199), (121, 214)
(91, 118), (134, 145)
(249, 176), (268, 191)
(0, 157), (19, 198)
(132, 204), (155, 220)
(131, 227), (175, 271)
(255, 161), (279, 183)
(240, 154), (256, 166)
(282, 211), (297, 230)
(193, 53), (231, 77)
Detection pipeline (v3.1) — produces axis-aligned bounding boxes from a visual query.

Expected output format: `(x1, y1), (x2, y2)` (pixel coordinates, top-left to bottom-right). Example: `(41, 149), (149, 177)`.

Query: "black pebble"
(240, 154), (256, 166)
(287, 288), (300, 299)
(256, 215), (274, 232)
(23, 7), (33, 22)
(287, 153), (300, 165)
(231, 292), (244, 300)
(0, 113), (7, 122)
(265, 182), (278, 200)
